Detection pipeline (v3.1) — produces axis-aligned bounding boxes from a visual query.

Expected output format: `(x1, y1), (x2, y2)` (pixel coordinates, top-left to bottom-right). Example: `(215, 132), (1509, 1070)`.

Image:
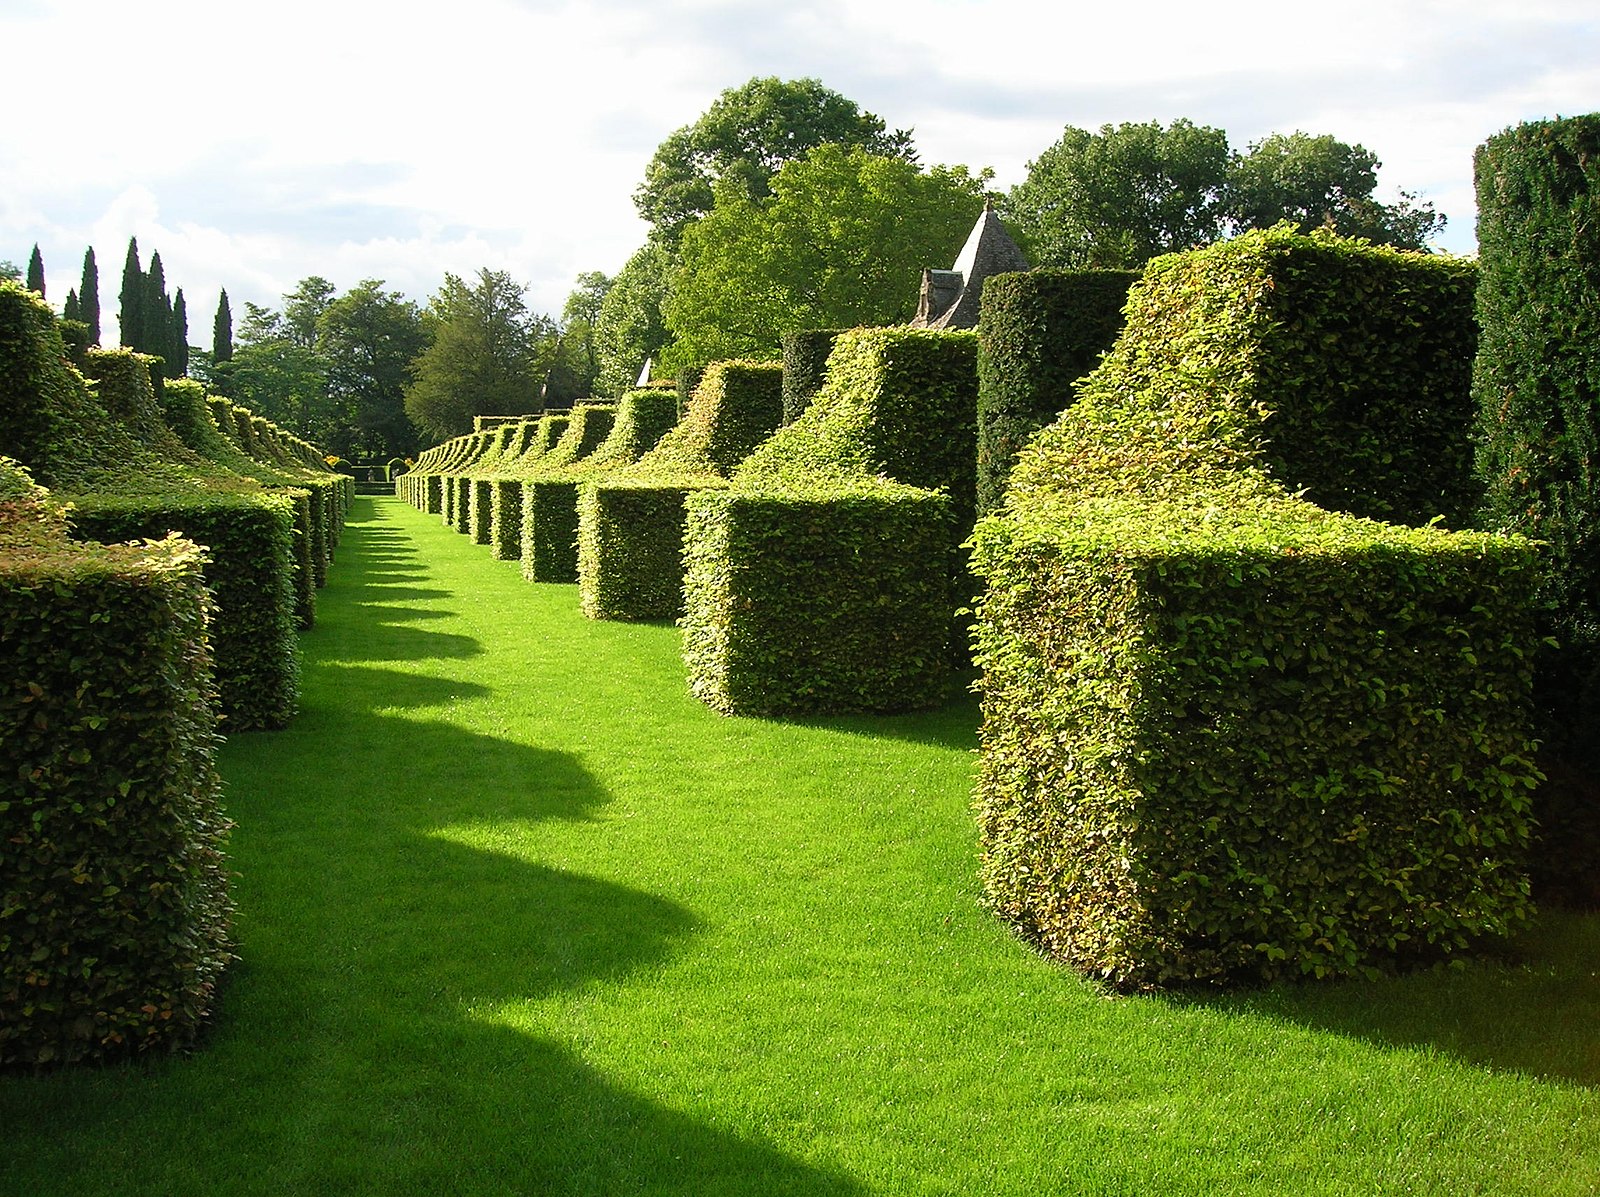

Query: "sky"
(3, 0), (1596, 346)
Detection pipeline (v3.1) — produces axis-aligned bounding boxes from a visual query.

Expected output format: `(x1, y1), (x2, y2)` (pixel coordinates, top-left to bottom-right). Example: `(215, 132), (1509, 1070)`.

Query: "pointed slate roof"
(911, 198), (1031, 330)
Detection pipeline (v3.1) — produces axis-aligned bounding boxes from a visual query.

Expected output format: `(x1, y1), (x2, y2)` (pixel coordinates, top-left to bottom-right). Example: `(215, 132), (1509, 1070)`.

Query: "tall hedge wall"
(975, 269), (1138, 514)
(973, 228), (1538, 987)
(1, 459), (234, 1066)
(780, 329), (846, 425)
(519, 405), (616, 583)
(1471, 114), (1600, 904)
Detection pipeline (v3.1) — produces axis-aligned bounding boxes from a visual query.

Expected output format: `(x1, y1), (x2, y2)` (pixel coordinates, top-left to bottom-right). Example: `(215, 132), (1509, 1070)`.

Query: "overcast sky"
(3, 0), (1596, 344)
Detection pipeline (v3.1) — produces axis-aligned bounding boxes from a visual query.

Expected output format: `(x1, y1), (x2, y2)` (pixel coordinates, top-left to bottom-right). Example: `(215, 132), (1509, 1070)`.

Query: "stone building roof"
(911, 198), (1031, 330)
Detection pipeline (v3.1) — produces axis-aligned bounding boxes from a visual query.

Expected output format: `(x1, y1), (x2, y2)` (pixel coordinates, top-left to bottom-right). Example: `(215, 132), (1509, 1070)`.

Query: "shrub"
(1, 458), (233, 1066)
(972, 227), (1537, 987)
(678, 329), (978, 715)
(518, 406), (616, 583)
(975, 269), (1137, 514)
(682, 482), (954, 716)
(1471, 116), (1600, 902)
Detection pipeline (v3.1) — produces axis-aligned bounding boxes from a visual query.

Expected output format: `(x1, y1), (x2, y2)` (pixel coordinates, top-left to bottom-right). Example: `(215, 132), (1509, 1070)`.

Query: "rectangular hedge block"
(970, 503), (1541, 988)
(521, 479), (582, 583)
(490, 479), (524, 561)
(2, 528), (233, 1066)
(470, 479), (494, 546)
(682, 485), (954, 716)
(578, 480), (709, 621)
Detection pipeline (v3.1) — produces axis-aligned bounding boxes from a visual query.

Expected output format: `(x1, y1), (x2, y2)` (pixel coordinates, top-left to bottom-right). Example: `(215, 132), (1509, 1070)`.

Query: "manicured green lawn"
(4, 494), (1597, 1195)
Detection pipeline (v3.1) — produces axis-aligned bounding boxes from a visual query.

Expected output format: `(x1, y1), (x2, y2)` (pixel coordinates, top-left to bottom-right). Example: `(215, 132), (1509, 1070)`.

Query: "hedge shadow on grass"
(1178, 910), (1600, 1088)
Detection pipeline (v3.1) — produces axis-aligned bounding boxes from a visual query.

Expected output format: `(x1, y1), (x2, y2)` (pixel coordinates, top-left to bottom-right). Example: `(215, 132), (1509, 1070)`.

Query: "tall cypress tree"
(118, 237), (143, 348)
(214, 288), (234, 362)
(171, 288), (190, 377)
(26, 245), (44, 297)
(145, 251), (171, 359)
(80, 246), (100, 345)
(63, 288), (81, 322)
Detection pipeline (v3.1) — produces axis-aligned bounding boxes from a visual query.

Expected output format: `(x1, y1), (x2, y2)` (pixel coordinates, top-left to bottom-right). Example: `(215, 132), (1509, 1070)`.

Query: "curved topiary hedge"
(972, 227), (1538, 988)
(577, 362), (783, 620)
(780, 329), (847, 425)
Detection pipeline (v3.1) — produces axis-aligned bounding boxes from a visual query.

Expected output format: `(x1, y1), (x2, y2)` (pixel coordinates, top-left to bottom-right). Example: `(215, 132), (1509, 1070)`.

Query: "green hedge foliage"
(1, 458), (233, 1066)
(576, 362), (784, 621)
(0, 287), (302, 730)
(975, 269), (1137, 514)
(682, 483), (954, 716)
(1470, 114), (1600, 904)
(577, 481), (723, 622)
(780, 329), (846, 425)
(677, 329), (978, 715)
(518, 406), (616, 583)
(972, 228), (1539, 987)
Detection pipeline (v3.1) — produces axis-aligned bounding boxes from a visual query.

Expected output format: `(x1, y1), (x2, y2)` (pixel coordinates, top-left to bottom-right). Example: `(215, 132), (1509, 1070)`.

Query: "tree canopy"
(1006, 121), (1446, 269)
(593, 240), (676, 396)
(403, 269), (554, 441)
(662, 145), (989, 371)
(635, 76), (916, 243)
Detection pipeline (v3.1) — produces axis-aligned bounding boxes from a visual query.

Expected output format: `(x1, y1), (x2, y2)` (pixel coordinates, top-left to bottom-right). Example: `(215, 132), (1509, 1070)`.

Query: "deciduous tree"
(320, 279), (426, 459)
(635, 76), (916, 243)
(404, 269), (554, 441)
(663, 145), (988, 369)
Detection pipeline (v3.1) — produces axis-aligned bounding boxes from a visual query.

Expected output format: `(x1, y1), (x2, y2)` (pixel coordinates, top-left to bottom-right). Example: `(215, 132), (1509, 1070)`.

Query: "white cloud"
(4, 0), (1596, 333)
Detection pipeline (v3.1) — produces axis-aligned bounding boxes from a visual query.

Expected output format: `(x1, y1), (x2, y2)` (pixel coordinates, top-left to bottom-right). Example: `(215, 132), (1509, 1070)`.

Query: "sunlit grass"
(2, 494), (1596, 1196)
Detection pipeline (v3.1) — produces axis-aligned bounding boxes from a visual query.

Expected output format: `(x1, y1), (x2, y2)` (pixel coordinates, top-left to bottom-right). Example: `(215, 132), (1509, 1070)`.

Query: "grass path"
(3, 494), (1598, 1195)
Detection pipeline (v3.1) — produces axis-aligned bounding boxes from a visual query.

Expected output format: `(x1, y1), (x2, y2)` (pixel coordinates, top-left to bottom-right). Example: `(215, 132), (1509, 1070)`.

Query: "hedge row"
(0, 284), (317, 731)
(973, 228), (1538, 987)
(780, 329), (846, 425)
(1, 459), (234, 1066)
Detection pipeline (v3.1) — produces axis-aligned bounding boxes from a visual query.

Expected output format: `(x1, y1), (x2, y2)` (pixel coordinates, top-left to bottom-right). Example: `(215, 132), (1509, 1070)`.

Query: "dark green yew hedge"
(780, 329), (846, 425)
(682, 483), (953, 716)
(1471, 115), (1600, 902)
(975, 269), (1137, 514)
(973, 227), (1539, 987)
(1, 459), (233, 1066)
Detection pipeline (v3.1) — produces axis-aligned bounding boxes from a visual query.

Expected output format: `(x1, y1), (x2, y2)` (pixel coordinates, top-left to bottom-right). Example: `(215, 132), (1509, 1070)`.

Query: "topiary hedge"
(975, 269), (1138, 514)
(677, 328), (978, 716)
(577, 362), (783, 620)
(0, 287), (302, 730)
(519, 405), (616, 583)
(972, 227), (1538, 988)
(682, 482), (953, 716)
(1, 458), (234, 1066)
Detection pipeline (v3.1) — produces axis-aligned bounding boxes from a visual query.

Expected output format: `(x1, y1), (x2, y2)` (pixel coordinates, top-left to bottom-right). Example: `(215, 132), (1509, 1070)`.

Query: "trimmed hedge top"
(623, 360), (784, 482)
(735, 326), (979, 530)
(1006, 226), (1479, 529)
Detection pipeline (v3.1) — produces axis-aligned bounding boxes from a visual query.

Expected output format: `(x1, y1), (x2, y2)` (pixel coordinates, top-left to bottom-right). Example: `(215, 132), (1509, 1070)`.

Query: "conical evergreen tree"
(214, 288), (234, 362)
(80, 246), (100, 345)
(171, 287), (190, 377)
(26, 245), (44, 297)
(119, 237), (143, 348)
(145, 251), (172, 359)
(63, 288), (81, 322)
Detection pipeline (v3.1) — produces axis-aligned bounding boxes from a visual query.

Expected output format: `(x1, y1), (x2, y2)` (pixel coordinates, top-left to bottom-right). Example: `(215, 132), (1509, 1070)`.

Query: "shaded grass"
(3, 495), (1597, 1195)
